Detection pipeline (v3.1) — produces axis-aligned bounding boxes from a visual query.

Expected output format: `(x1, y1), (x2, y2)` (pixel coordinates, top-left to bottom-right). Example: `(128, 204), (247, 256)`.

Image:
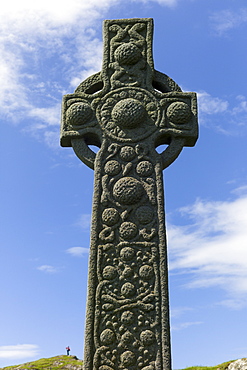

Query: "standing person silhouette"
(66, 346), (70, 356)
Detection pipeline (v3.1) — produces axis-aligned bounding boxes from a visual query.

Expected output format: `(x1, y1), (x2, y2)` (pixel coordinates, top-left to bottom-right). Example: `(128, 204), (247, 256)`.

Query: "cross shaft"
(61, 18), (198, 370)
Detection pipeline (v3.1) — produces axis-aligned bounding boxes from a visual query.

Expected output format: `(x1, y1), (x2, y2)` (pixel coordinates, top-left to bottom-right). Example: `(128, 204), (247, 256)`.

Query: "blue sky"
(1, 0), (247, 368)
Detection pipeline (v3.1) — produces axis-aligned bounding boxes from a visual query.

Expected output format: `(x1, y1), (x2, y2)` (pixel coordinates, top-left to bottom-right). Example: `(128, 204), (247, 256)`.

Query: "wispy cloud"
(2, 0), (245, 145)
(197, 91), (247, 135)
(210, 8), (247, 35)
(3, 0), (246, 147)
(37, 264), (59, 273)
(171, 321), (203, 331)
(0, 0), (178, 145)
(28, 104), (61, 127)
(0, 0), (115, 144)
(233, 95), (247, 114)
(197, 91), (228, 115)
(75, 214), (91, 231)
(232, 185), (247, 196)
(0, 344), (39, 359)
(167, 190), (247, 308)
(66, 247), (90, 257)
(170, 306), (193, 319)
(133, 0), (178, 6)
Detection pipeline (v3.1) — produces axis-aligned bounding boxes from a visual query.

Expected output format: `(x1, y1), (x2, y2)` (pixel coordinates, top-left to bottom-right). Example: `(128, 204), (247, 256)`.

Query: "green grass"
(182, 359), (244, 370)
(1, 356), (246, 370)
(1, 355), (83, 370)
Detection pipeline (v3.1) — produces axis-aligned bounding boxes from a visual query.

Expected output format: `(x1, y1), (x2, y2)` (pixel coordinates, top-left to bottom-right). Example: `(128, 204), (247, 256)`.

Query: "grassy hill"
(0, 356), (243, 370)
(0, 355), (83, 370)
(181, 360), (237, 370)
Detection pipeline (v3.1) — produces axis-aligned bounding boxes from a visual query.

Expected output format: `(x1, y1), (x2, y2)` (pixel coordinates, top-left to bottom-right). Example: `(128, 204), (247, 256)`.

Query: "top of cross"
(101, 18), (155, 90)
(60, 18), (198, 170)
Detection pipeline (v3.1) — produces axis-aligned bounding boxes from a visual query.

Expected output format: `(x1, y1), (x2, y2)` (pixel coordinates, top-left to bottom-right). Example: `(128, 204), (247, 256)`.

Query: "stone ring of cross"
(62, 69), (197, 171)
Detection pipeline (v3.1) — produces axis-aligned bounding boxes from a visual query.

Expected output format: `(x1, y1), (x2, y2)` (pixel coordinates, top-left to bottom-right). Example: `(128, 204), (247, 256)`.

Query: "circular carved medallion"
(120, 146), (136, 161)
(121, 331), (132, 344)
(140, 330), (156, 346)
(97, 87), (161, 142)
(104, 160), (121, 175)
(122, 266), (133, 278)
(111, 98), (146, 128)
(139, 265), (154, 280)
(166, 101), (191, 124)
(120, 351), (136, 366)
(114, 42), (142, 65)
(121, 310), (134, 324)
(136, 160), (153, 177)
(113, 177), (144, 205)
(100, 329), (115, 345)
(120, 247), (135, 261)
(119, 222), (138, 240)
(102, 208), (120, 226)
(121, 282), (136, 297)
(135, 206), (154, 224)
(66, 102), (93, 127)
(102, 266), (117, 280)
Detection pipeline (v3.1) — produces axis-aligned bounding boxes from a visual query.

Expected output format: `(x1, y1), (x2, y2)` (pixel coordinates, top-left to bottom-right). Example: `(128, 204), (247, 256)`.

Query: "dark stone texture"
(61, 18), (198, 370)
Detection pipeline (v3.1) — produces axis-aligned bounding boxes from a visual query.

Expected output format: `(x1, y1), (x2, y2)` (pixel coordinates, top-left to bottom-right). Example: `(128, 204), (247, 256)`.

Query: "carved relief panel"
(61, 18), (198, 370)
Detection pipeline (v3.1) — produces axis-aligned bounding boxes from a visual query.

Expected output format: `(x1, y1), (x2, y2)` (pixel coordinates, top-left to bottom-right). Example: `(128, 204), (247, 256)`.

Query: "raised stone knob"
(111, 98), (146, 128)
(114, 42), (142, 65)
(166, 101), (192, 124)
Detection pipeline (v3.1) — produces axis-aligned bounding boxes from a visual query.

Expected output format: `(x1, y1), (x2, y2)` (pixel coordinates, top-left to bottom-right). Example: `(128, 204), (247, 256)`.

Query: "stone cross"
(61, 18), (198, 370)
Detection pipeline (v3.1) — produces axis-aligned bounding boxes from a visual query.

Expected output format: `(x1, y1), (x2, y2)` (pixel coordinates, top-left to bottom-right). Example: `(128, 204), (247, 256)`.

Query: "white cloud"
(0, 344), (39, 359)
(28, 104), (61, 126)
(66, 247), (90, 257)
(75, 214), (91, 231)
(167, 191), (247, 307)
(196, 90), (230, 133)
(172, 321), (203, 331)
(4, 0), (245, 143)
(230, 96), (247, 133)
(232, 185), (247, 196)
(43, 130), (61, 149)
(0, 0), (115, 141)
(170, 306), (193, 319)
(210, 8), (247, 35)
(132, 0), (177, 6)
(197, 91), (247, 135)
(233, 96), (247, 116)
(0, 0), (117, 32)
(37, 264), (58, 273)
(197, 91), (228, 115)
(0, 0), (182, 135)
(22, 104), (62, 148)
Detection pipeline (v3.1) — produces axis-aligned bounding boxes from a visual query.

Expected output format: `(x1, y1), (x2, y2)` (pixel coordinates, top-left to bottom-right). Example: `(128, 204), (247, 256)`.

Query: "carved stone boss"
(61, 18), (198, 370)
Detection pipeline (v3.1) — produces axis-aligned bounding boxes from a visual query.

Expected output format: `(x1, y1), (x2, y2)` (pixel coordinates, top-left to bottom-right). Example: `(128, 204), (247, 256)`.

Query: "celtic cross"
(61, 18), (198, 370)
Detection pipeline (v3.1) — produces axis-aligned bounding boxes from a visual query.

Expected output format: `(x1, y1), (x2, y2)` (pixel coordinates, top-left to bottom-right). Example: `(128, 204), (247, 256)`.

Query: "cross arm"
(60, 93), (103, 169)
(147, 90), (198, 169)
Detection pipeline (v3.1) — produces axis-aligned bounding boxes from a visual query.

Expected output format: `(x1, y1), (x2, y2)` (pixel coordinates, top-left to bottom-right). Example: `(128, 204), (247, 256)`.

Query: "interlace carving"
(61, 18), (198, 370)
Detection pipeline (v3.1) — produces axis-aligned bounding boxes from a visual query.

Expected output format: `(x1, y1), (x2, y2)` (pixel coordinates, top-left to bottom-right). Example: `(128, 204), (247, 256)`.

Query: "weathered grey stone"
(227, 359), (247, 370)
(61, 18), (198, 370)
